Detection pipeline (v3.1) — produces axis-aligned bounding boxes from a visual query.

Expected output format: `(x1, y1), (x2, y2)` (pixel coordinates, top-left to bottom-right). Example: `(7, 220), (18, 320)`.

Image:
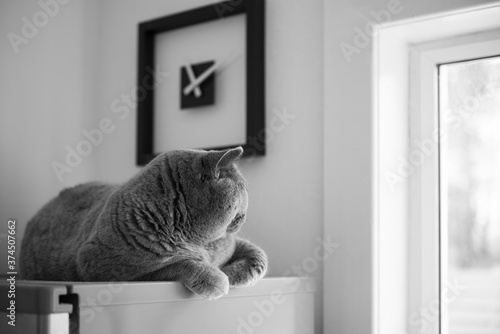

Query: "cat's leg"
(221, 237), (267, 287)
(140, 260), (230, 300)
(78, 241), (229, 299)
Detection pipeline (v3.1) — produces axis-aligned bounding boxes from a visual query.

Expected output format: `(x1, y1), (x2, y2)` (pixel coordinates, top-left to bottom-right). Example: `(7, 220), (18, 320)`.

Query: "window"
(409, 32), (500, 334)
(373, 5), (500, 334)
(439, 57), (500, 334)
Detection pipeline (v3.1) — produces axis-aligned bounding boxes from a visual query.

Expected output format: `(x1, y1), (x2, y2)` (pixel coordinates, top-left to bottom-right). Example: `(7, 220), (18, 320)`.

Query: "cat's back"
(20, 182), (116, 279)
(25, 181), (116, 236)
(33, 181), (114, 223)
(57, 181), (115, 211)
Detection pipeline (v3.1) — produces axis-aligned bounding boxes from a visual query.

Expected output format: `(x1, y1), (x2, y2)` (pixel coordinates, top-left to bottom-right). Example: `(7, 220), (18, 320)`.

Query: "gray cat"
(20, 147), (267, 299)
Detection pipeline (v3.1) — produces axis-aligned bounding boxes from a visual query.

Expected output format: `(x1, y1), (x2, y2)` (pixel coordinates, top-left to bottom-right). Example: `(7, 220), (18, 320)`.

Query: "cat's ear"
(212, 147), (244, 170)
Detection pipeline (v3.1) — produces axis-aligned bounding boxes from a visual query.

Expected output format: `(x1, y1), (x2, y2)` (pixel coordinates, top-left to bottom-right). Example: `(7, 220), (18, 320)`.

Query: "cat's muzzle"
(226, 214), (245, 234)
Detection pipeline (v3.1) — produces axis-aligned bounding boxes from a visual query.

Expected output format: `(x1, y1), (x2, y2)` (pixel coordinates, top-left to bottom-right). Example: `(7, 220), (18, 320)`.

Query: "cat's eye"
(199, 173), (214, 182)
(199, 172), (221, 182)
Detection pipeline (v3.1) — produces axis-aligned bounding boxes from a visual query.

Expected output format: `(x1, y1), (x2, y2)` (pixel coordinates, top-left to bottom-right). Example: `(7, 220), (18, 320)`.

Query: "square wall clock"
(136, 0), (265, 165)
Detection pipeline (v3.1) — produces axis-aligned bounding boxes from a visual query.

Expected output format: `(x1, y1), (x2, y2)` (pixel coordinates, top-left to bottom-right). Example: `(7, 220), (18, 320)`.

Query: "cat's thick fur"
(20, 147), (267, 299)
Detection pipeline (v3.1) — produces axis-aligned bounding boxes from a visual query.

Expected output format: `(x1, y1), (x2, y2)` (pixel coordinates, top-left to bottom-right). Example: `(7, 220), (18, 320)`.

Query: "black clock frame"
(136, 0), (265, 166)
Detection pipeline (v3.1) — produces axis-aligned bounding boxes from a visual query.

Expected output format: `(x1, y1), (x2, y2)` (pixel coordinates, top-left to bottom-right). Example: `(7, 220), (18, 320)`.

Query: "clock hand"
(183, 61), (218, 96)
(184, 63), (202, 98)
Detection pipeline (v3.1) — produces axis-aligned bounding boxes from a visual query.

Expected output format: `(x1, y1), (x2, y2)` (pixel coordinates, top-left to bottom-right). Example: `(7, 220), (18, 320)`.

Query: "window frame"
(409, 30), (500, 334)
(372, 5), (500, 334)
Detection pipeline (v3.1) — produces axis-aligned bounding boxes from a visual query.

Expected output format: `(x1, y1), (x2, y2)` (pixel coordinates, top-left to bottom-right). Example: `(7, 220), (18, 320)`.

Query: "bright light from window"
(439, 56), (500, 334)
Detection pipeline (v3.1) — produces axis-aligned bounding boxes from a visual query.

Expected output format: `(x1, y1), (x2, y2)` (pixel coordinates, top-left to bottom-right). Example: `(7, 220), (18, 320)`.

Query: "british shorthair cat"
(20, 147), (267, 299)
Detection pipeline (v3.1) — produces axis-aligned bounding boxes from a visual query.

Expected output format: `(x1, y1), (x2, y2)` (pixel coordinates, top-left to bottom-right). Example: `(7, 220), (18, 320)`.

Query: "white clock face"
(153, 14), (247, 153)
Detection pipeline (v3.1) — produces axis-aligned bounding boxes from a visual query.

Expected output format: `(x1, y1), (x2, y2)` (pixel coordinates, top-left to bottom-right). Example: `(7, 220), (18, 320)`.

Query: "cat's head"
(139, 147), (249, 244)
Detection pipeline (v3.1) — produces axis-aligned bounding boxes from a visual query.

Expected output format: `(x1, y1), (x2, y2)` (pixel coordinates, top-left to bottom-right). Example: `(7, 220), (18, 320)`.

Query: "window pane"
(440, 57), (500, 334)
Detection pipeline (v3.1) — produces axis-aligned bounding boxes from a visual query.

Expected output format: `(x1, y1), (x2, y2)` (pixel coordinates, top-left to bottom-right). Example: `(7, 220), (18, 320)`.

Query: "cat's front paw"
(221, 257), (267, 288)
(185, 268), (230, 300)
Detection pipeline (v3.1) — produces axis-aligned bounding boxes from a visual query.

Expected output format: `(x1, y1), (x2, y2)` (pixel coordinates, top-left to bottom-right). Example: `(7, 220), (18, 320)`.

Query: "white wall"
(0, 0), (100, 270)
(323, 0), (500, 333)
